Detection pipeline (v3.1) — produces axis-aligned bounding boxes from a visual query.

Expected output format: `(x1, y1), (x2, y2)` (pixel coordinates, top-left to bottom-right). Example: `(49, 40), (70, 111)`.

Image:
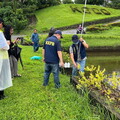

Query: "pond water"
(87, 51), (120, 74)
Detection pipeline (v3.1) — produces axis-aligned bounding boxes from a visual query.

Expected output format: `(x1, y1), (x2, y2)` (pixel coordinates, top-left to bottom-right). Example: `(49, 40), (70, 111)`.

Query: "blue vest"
(72, 41), (86, 62)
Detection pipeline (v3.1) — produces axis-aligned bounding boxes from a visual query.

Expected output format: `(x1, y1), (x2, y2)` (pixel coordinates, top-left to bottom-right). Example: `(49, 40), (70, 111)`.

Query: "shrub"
(100, 8), (111, 15)
(87, 24), (110, 32)
(92, 8), (102, 14)
(107, 22), (120, 27)
(13, 18), (28, 33)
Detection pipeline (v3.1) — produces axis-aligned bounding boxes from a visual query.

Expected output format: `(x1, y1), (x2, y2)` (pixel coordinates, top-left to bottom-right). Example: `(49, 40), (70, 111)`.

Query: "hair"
(47, 27), (56, 37)
(4, 25), (12, 40)
(0, 18), (5, 27)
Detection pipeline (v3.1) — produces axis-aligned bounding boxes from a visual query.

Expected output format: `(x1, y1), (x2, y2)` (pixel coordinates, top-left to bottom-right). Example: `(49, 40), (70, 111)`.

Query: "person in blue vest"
(31, 29), (40, 52)
(69, 35), (89, 77)
(42, 30), (64, 88)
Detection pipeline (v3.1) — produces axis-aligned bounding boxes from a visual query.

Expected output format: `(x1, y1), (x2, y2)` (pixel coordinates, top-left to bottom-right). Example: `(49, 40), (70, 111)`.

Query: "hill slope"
(35, 4), (120, 32)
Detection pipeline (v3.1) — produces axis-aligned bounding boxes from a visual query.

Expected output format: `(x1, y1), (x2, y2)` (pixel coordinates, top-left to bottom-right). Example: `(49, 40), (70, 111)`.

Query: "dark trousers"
(43, 63), (61, 88)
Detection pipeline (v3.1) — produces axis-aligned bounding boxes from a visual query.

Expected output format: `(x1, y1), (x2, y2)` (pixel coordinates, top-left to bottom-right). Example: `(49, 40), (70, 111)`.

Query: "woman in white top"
(0, 18), (12, 100)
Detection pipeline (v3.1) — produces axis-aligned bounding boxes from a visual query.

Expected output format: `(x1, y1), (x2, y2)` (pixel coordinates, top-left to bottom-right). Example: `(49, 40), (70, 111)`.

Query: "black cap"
(54, 30), (63, 38)
(0, 18), (5, 27)
(72, 35), (79, 43)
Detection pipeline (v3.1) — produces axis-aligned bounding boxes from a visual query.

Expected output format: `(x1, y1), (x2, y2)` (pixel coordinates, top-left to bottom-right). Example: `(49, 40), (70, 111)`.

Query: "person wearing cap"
(69, 35), (89, 77)
(47, 27), (56, 38)
(42, 30), (64, 88)
(0, 18), (12, 100)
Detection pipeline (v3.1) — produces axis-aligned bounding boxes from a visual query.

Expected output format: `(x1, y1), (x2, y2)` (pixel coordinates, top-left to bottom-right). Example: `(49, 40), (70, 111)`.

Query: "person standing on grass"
(0, 18), (12, 100)
(69, 35), (89, 77)
(31, 29), (40, 52)
(42, 30), (64, 88)
(4, 25), (21, 78)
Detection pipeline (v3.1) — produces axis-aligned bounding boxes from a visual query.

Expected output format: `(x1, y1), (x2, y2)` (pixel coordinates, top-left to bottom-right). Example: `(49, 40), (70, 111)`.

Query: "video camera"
(16, 37), (24, 44)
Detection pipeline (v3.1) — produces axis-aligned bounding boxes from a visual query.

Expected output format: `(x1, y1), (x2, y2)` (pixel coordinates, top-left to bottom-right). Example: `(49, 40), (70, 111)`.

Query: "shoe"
(14, 74), (21, 77)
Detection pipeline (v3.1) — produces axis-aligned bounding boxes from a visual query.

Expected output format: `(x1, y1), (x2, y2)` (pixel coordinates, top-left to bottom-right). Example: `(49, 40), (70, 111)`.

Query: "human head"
(48, 27), (56, 37)
(72, 35), (79, 43)
(54, 30), (63, 39)
(4, 25), (13, 40)
(34, 29), (37, 33)
(0, 18), (5, 29)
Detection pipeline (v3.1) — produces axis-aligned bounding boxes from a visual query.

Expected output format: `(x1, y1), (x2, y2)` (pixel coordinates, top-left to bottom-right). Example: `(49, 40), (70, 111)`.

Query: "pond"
(87, 51), (120, 74)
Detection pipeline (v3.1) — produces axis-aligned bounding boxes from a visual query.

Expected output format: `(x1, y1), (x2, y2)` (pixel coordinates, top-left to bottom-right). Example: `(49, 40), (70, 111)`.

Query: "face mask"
(74, 41), (79, 44)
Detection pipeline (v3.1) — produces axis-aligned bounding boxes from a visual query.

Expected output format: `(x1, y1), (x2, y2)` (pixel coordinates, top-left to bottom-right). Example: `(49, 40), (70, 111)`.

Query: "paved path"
(11, 35), (26, 40)
(62, 19), (120, 34)
(12, 19), (120, 39)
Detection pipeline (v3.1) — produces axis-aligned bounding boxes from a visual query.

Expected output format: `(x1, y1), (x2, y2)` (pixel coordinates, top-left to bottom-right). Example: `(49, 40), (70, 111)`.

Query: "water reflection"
(87, 52), (120, 74)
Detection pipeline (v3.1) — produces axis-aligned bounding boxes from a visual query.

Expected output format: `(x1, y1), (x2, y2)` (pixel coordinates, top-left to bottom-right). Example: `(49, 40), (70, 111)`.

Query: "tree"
(75, 0), (104, 5)
(110, 0), (120, 9)
(62, 0), (73, 4)
(47, 0), (61, 6)
(13, 0), (17, 12)
(74, 0), (84, 4)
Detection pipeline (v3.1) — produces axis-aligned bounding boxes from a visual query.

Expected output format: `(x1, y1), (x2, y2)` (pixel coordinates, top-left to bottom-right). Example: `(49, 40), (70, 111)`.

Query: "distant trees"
(74, 0), (104, 5)
(0, 0), (62, 33)
(62, 0), (73, 4)
(74, 0), (84, 4)
(108, 0), (120, 9)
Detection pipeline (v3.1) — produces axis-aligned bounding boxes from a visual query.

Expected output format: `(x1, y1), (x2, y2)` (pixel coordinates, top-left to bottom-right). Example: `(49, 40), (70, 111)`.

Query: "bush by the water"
(87, 22), (120, 33)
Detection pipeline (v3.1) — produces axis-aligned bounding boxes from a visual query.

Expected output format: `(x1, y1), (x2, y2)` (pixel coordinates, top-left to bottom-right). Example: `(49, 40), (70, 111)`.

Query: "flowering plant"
(76, 65), (120, 105)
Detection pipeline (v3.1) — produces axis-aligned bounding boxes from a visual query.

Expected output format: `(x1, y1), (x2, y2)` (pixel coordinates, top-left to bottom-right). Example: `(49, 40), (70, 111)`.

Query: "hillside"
(34, 4), (120, 32)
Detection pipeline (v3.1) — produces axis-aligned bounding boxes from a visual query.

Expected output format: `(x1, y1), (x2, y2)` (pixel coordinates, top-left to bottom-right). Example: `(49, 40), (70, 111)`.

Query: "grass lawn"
(21, 4), (120, 34)
(24, 26), (120, 50)
(0, 46), (101, 120)
(23, 23), (120, 49)
(35, 4), (120, 32)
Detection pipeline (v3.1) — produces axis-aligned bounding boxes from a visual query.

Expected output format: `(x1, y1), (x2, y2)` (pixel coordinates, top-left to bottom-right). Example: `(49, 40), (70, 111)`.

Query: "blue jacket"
(31, 33), (39, 43)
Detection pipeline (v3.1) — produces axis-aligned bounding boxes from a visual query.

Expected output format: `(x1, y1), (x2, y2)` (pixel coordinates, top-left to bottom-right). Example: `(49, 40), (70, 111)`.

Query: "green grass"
(34, 4), (120, 32)
(0, 46), (100, 120)
(23, 32), (120, 51)
(0, 46), (118, 119)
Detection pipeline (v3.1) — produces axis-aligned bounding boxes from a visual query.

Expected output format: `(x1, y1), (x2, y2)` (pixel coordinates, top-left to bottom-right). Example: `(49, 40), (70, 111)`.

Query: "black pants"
(0, 90), (4, 96)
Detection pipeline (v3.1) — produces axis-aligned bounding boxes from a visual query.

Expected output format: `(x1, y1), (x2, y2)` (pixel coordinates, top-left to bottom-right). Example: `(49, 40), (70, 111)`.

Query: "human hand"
(14, 38), (19, 43)
(74, 63), (77, 68)
(7, 41), (10, 45)
(59, 62), (64, 67)
(80, 37), (84, 42)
